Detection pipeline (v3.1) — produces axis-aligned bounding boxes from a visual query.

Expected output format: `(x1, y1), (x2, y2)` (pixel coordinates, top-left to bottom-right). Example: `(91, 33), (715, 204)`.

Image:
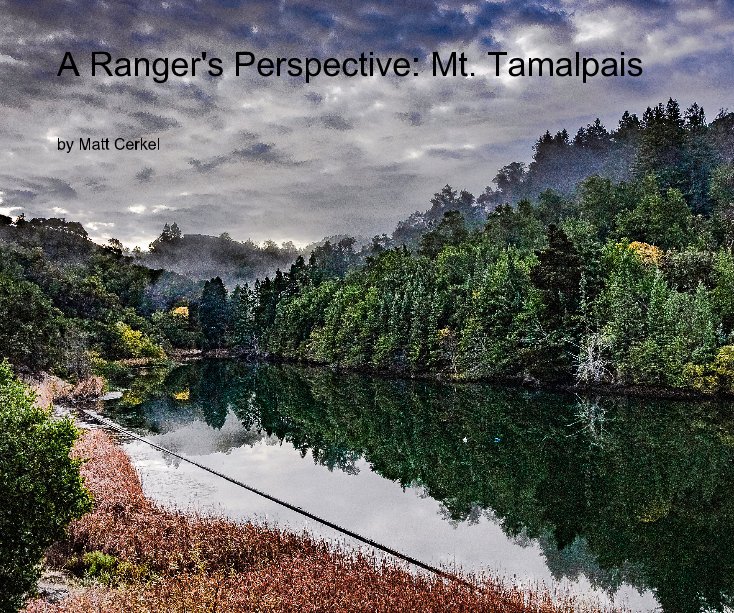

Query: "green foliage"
(246, 168), (734, 391)
(199, 277), (229, 349)
(3, 97), (733, 393)
(82, 550), (118, 583)
(484, 200), (545, 250)
(600, 246), (718, 386)
(711, 163), (734, 247)
(684, 345), (734, 395)
(418, 210), (469, 258)
(231, 285), (258, 352)
(616, 174), (694, 249)
(0, 223), (203, 372)
(111, 321), (165, 359)
(268, 281), (337, 358)
(0, 362), (91, 611)
(577, 176), (637, 238)
(150, 310), (200, 350)
(0, 274), (62, 372)
(520, 225), (583, 380)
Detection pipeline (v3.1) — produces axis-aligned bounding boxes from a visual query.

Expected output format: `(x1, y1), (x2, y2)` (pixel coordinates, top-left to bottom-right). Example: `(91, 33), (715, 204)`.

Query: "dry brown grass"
(25, 430), (606, 613)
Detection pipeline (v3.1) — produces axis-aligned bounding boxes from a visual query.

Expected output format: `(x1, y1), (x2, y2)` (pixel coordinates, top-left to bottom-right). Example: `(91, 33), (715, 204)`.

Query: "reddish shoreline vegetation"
(24, 429), (609, 612)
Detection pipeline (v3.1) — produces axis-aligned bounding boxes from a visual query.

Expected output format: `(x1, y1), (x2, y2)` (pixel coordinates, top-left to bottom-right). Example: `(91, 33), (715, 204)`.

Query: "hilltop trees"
(141, 223), (299, 287)
(149, 222), (182, 252)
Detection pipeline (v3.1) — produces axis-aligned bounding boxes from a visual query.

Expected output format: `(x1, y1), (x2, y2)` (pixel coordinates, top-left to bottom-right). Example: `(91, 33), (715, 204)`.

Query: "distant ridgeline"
(3, 98), (734, 394)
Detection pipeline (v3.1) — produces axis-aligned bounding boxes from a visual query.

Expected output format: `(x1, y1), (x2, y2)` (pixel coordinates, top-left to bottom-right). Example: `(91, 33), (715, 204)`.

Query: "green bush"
(150, 310), (200, 350)
(111, 321), (165, 359)
(683, 345), (734, 395)
(82, 550), (118, 583)
(0, 362), (91, 612)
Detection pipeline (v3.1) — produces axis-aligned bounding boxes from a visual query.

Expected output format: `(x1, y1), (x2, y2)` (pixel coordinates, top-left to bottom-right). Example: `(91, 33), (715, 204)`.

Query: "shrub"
(82, 551), (118, 583)
(150, 310), (199, 350)
(683, 345), (734, 394)
(0, 362), (91, 612)
(111, 321), (165, 359)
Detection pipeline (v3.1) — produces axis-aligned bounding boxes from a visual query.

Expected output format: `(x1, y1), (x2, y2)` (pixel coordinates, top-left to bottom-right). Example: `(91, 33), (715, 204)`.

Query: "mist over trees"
(0, 219), (199, 376)
(1, 98), (734, 396)
(138, 222), (300, 287)
(387, 99), (734, 254)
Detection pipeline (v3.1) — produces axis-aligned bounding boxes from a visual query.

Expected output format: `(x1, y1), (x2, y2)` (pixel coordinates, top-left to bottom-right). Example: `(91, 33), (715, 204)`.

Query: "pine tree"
(200, 277), (229, 349)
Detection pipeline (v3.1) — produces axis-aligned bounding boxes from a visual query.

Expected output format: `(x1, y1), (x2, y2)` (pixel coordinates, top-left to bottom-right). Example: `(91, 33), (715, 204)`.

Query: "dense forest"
(233, 99), (734, 393)
(0, 217), (200, 377)
(3, 98), (734, 395)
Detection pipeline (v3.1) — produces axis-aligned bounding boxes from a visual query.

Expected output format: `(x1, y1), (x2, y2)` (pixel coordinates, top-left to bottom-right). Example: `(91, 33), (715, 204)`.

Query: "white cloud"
(0, 206), (21, 217)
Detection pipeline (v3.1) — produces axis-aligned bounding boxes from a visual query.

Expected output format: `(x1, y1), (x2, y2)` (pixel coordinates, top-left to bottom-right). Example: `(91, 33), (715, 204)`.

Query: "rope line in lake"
(81, 409), (481, 592)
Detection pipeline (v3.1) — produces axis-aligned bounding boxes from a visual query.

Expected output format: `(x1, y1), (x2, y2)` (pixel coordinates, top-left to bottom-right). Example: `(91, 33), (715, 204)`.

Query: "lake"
(98, 359), (734, 612)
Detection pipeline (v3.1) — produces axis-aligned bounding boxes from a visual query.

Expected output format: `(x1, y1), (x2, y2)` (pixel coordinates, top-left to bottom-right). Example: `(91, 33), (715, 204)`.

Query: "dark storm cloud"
(0, 177), (78, 201)
(101, 83), (160, 105)
(135, 167), (155, 183)
(318, 114), (354, 131)
(1, 0), (732, 246)
(129, 112), (180, 132)
(189, 142), (302, 173)
(236, 131), (260, 142)
(0, 189), (36, 206)
(70, 92), (108, 109)
(84, 178), (108, 193)
(0, 0), (571, 63)
(425, 146), (478, 160)
(397, 111), (424, 126)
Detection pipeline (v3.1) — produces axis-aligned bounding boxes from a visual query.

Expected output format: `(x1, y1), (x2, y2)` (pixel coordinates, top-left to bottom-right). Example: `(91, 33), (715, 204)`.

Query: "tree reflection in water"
(105, 360), (734, 613)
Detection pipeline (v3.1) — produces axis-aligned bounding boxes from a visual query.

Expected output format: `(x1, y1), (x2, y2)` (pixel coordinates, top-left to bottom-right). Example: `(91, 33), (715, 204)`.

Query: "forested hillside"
(0, 217), (200, 376)
(3, 98), (734, 395)
(224, 99), (734, 393)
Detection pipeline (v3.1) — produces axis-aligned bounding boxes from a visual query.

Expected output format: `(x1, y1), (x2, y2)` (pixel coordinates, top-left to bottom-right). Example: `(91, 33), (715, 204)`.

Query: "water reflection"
(103, 360), (734, 612)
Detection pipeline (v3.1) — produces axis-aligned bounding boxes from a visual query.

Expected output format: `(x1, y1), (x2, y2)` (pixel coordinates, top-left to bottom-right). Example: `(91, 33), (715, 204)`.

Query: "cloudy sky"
(1, 1), (732, 248)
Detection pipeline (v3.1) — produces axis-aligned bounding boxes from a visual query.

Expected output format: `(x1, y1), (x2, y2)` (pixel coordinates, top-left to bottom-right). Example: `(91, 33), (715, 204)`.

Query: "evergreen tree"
(418, 211), (468, 258)
(199, 277), (228, 349)
(525, 225), (583, 379)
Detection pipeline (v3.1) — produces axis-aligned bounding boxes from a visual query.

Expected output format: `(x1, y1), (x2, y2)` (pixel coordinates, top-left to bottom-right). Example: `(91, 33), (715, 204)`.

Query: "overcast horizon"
(1, 1), (733, 249)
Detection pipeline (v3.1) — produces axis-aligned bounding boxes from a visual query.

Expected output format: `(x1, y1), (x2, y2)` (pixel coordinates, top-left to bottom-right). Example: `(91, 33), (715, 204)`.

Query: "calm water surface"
(99, 359), (734, 612)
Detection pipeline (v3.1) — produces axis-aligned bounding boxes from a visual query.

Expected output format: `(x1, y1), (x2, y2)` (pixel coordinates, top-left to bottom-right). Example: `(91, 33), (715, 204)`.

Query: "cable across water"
(81, 409), (482, 592)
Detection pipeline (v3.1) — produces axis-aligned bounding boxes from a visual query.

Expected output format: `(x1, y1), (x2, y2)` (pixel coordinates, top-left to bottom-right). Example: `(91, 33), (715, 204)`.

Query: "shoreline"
(24, 429), (611, 612)
(27, 348), (734, 421)
(192, 351), (734, 403)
